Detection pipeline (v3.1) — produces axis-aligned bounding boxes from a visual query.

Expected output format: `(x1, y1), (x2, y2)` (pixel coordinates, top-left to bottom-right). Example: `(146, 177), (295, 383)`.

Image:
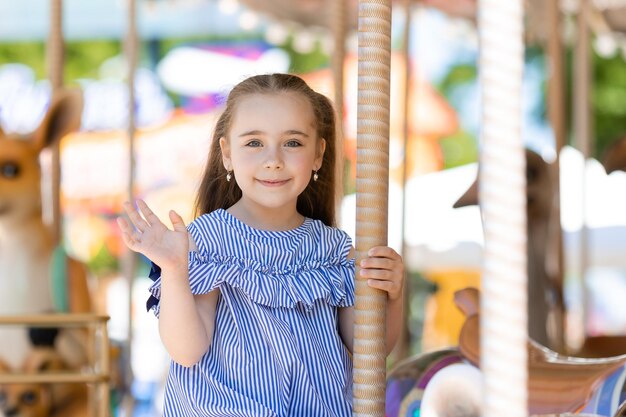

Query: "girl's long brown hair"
(193, 73), (338, 226)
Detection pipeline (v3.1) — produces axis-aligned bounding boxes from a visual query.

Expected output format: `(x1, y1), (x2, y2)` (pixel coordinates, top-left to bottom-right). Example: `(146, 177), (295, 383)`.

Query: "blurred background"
(1, 0), (626, 415)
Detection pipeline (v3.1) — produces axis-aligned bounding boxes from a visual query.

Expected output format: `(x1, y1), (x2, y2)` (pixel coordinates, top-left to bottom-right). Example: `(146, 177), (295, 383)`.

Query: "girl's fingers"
(117, 216), (145, 252)
(367, 246), (401, 259)
(169, 210), (187, 232)
(360, 268), (393, 280)
(360, 257), (395, 270)
(123, 201), (150, 232)
(361, 246), (404, 300)
(368, 279), (392, 291)
(137, 199), (162, 226)
(116, 216), (132, 233)
(367, 279), (401, 299)
(117, 217), (139, 243)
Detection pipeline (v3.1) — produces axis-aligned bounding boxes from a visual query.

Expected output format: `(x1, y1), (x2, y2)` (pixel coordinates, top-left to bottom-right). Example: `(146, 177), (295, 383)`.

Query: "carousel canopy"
(0, 0), (252, 41)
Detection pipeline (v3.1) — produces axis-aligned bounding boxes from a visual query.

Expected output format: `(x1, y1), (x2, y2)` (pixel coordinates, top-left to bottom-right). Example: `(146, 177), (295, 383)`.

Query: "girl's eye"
(285, 140), (302, 147)
(245, 140), (262, 147)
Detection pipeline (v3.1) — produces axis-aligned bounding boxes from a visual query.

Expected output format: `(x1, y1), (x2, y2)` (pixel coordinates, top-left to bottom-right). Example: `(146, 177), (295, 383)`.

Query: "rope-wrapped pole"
(478, 1), (528, 417)
(353, 0), (392, 415)
(47, 0), (64, 244)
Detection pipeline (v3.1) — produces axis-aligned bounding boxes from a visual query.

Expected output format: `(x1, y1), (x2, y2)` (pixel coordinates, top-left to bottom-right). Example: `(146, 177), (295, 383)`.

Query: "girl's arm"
(157, 236), (220, 367)
(117, 200), (218, 367)
(338, 246), (404, 355)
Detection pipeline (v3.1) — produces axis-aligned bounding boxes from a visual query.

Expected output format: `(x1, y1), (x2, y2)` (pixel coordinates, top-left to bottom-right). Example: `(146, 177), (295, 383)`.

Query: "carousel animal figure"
(453, 149), (563, 349)
(456, 145), (626, 358)
(0, 336), (88, 417)
(0, 88), (91, 371)
(386, 287), (626, 417)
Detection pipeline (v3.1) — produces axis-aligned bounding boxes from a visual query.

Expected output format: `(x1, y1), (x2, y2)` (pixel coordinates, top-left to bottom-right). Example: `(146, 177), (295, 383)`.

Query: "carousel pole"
(395, 0), (412, 362)
(46, 0), (64, 244)
(122, 0), (138, 411)
(547, 0), (566, 203)
(546, 0), (567, 353)
(573, 0), (592, 350)
(332, 0), (347, 212)
(353, 0), (392, 415)
(478, 1), (528, 417)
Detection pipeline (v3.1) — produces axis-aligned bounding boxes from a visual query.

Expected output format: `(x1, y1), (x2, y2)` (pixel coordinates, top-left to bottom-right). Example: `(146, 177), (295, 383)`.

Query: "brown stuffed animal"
(0, 89), (92, 370)
(0, 347), (88, 417)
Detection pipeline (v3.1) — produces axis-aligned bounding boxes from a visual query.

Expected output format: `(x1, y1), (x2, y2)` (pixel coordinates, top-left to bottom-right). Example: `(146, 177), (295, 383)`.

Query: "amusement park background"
(1, 0), (626, 415)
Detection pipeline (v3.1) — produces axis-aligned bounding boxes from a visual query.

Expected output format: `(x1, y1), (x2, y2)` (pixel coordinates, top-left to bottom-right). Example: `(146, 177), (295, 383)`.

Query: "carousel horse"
(386, 287), (626, 417)
(453, 149), (563, 349)
(455, 142), (626, 359)
(0, 89), (91, 370)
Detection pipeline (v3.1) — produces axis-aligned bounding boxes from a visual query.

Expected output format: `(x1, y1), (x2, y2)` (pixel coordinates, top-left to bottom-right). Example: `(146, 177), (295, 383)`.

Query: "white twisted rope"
(478, 1), (528, 417)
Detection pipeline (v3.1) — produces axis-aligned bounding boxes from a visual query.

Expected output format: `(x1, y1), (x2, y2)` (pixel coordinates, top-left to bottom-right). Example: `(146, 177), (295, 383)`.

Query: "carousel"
(1, 0), (626, 416)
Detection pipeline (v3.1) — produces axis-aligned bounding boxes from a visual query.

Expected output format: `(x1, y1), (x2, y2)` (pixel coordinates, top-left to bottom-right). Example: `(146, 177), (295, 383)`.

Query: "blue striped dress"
(147, 208), (355, 416)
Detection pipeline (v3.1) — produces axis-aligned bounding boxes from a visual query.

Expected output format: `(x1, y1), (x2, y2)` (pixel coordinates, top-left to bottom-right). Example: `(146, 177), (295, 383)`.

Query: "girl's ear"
(315, 138), (326, 170)
(219, 137), (232, 169)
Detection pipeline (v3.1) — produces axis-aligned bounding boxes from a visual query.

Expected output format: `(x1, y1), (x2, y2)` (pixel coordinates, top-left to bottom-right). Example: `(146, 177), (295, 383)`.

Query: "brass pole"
(395, 0), (412, 362)
(546, 0), (567, 352)
(332, 0), (347, 215)
(573, 0), (592, 349)
(46, 0), (64, 244)
(121, 0), (139, 411)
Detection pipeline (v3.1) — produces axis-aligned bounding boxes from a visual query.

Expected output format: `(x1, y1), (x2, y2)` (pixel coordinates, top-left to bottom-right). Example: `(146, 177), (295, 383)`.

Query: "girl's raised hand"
(360, 246), (404, 301)
(117, 200), (189, 271)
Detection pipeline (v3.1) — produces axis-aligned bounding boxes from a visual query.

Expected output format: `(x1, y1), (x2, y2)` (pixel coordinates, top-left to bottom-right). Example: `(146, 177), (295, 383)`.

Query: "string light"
(594, 32), (618, 57)
(217, 0), (239, 15)
(238, 10), (260, 31)
(265, 21), (290, 45)
(292, 29), (317, 54)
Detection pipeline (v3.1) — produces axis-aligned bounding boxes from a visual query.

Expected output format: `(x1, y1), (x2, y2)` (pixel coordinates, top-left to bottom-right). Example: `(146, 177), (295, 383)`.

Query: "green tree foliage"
(436, 45), (626, 165)
(436, 63), (479, 168)
(0, 42), (46, 76)
(0, 40), (122, 83)
(439, 130), (479, 169)
(592, 52), (626, 160)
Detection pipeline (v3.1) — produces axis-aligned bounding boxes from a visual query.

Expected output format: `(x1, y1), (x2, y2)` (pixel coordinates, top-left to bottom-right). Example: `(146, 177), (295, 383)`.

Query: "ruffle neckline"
(214, 209), (314, 240)
(147, 212), (355, 315)
(185, 250), (354, 311)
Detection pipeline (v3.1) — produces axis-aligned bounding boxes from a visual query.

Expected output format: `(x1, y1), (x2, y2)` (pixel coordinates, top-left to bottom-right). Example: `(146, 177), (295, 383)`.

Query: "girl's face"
(220, 92), (325, 215)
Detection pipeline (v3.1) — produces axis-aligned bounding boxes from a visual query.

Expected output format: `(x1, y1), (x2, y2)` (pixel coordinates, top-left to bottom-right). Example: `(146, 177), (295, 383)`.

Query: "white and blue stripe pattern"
(148, 209), (356, 416)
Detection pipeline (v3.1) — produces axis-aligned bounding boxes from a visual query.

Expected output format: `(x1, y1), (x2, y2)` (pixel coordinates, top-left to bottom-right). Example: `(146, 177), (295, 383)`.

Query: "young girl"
(117, 73), (404, 416)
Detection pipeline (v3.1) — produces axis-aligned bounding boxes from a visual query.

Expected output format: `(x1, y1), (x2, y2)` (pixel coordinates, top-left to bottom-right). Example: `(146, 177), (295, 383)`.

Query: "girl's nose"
(263, 149), (283, 169)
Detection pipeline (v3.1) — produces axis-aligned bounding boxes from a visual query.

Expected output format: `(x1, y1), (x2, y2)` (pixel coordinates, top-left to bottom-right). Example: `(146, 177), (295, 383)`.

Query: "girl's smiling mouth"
(257, 179), (290, 187)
